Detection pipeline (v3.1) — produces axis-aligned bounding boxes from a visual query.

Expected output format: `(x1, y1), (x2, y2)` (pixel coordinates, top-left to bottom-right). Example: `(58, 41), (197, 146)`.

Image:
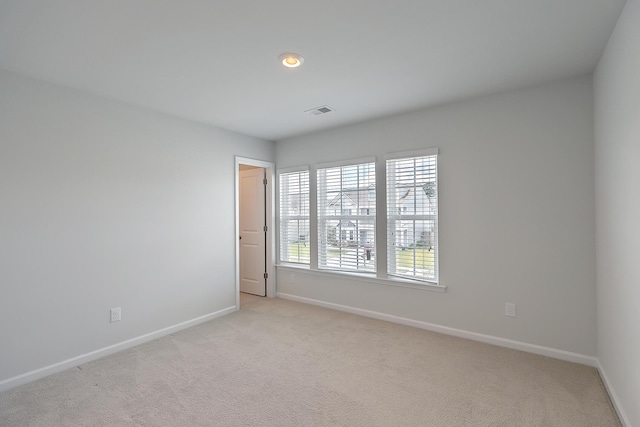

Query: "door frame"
(235, 156), (275, 307)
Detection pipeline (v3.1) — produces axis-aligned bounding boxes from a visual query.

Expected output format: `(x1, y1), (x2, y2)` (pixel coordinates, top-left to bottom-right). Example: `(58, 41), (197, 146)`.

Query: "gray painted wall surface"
(594, 0), (640, 425)
(276, 76), (597, 357)
(0, 70), (274, 382)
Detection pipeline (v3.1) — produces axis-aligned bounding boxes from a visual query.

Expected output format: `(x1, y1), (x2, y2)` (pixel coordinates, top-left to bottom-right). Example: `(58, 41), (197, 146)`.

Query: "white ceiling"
(0, 0), (626, 141)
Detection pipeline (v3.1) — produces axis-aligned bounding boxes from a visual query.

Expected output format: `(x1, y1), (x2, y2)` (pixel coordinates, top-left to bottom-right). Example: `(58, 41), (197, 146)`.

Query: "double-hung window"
(278, 148), (440, 288)
(386, 150), (438, 282)
(278, 169), (310, 265)
(317, 159), (376, 272)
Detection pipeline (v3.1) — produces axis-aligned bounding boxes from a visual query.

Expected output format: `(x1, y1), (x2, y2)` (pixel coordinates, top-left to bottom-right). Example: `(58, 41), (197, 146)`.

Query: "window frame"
(386, 148), (439, 284)
(316, 157), (377, 274)
(276, 149), (443, 292)
(277, 166), (310, 266)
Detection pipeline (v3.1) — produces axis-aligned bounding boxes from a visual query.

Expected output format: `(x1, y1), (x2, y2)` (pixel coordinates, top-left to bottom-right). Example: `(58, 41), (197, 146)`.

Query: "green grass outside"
(326, 247), (348, 258)
(287, 244), (351, 263)
(288, 243), (310, 263)
(287, 244), (433, 269)
(395, 247), (435, 270)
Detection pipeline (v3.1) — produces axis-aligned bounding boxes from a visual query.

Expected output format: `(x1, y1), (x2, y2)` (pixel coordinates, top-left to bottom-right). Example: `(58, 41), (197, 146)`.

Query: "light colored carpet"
(0, 295), (620, 426)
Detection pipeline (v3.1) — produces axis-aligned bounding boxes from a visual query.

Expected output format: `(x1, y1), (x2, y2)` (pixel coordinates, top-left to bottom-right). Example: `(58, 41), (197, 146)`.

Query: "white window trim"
(276, 264), (446, 292)
(385, 147), (439, 161)
(385, 148), (439, 283)
(277, 166), (310, 265)
(317, 158), (377, 274)
(277, 165), (309, 174)
(316, 156), (376, 170)
(275, 147), (443, 290)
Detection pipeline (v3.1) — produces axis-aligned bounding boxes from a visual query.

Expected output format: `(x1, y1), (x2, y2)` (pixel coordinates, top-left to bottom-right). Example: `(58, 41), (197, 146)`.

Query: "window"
(317, 160), (376, 272)
(277, 148), (440, 288)
(386, 151), (438, 282)
(279, 169), (310, 264)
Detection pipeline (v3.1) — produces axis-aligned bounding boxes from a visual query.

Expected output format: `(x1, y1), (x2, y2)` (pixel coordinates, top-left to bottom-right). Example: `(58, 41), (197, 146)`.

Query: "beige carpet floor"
(0, 295), (620, 426)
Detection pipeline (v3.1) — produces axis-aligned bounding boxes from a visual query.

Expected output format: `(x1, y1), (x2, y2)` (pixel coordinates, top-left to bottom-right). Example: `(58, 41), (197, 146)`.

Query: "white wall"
(594, 0), (640, 425)
(276, 76), (596, 358)
(0, 69), (274, 387)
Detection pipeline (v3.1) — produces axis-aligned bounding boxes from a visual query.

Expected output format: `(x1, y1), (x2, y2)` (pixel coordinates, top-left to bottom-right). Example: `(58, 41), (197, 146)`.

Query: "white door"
(239, 167), (266, 296)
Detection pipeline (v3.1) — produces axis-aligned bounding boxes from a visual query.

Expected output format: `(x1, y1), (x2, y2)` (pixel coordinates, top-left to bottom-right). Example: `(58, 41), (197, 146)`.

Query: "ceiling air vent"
(305, 105), (334, 116)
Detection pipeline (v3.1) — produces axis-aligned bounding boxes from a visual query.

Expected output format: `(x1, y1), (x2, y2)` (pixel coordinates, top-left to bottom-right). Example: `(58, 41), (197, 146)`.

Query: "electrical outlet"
(110, 307), (121, 322)
(289, 273), (295, 284)
(505, 303), (516, 317)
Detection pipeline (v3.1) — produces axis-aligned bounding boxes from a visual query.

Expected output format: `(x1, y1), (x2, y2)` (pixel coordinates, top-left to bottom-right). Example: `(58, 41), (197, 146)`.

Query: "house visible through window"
(278, 169), (310, 264)
(317, 160), (376, 272)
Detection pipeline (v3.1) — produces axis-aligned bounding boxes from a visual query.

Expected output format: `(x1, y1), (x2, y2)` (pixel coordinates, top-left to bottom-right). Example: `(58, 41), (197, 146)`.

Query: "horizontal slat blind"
(279, 170), (310, 264)
(318, 161), (376, 272)
(386, 154), (438, 282)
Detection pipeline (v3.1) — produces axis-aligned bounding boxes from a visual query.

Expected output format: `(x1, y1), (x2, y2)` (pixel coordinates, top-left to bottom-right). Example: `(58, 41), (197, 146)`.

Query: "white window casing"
(278, 168), (310, 265)
(277, 149), (442, 289)
(317, 159), (376, 273)
(386, 149), (439, 283)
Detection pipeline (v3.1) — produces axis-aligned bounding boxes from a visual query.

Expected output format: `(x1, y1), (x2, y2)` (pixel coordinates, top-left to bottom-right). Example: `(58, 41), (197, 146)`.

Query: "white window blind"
(317, 161), (376, 272)
(386, 154), (438, 282)
(279, 169), (310, 264)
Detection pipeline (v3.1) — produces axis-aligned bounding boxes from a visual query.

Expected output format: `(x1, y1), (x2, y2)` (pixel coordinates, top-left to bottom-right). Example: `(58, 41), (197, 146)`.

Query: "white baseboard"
(277, 292), (598, 367)
(0, 306), (237, 393)
(597, 362), (631, 427)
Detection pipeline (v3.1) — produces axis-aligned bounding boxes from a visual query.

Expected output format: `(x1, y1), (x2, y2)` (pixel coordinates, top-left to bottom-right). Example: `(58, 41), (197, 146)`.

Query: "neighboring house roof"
(327, 184), (376, 210)
(327, 184), (435, 210)
(328, 192), (357, 208)
(336, 220), (356, 228)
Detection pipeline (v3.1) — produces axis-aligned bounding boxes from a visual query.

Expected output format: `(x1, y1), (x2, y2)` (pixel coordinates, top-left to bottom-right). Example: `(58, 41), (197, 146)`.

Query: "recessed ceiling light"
(279, 53), (304, 68)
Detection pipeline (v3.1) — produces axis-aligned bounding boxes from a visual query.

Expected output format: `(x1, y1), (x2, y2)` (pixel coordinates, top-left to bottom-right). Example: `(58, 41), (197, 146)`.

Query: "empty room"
(0, 1), (638, 426)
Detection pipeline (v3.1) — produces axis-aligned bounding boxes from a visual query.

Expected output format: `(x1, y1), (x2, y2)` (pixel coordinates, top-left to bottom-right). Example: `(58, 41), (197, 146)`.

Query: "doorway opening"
(235, 157), (275, 308)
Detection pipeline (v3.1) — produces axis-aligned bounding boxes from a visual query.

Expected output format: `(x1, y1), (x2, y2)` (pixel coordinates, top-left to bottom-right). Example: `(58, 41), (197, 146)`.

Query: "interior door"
(239, 167), (266, 296)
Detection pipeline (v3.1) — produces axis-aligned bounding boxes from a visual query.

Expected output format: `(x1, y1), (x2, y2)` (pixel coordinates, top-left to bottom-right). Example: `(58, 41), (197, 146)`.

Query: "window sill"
(275, 264), (446, 293)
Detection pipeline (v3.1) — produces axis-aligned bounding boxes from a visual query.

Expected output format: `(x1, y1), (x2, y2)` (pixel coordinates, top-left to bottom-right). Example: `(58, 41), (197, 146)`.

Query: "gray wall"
(0, 70), (274, 384)
(594, 0), (640, 425)
(276, 76), (596, 357)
